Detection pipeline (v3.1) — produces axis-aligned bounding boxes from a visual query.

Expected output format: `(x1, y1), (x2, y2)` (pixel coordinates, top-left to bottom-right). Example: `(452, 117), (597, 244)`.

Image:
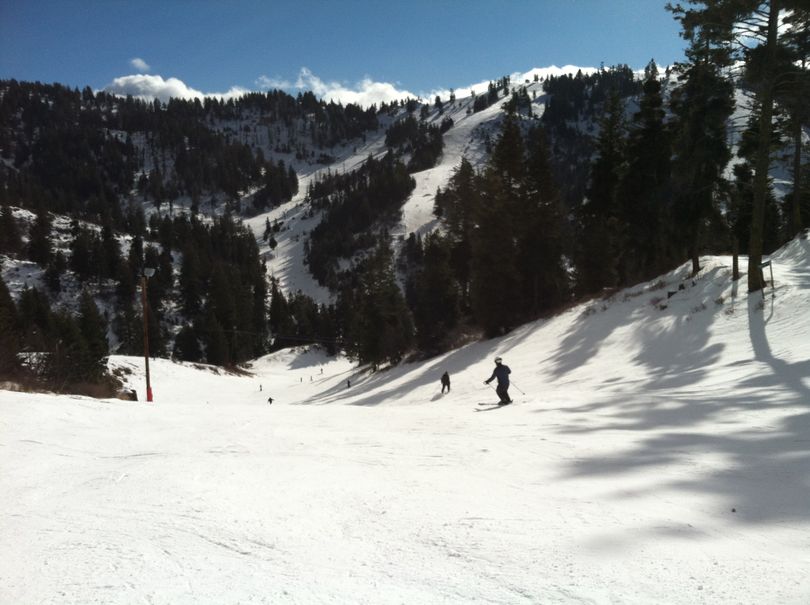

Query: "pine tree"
(44, 251), (67, 293)
(469, 112), (524, 334)
(673, 50), (734, 274)
(139, 303), (165, 358)
(268, 278), (294, 349)
(208, 263), (236, 345)
(577, 90), (626, 294)
(17, 286), (51, 358)
(27, 207), (52, 265)
(251, 270), (268, 357)
(179, 244), (203, 316)
(668, 2), (735, 276)
(100, 217), (121, 280)
(744, 0), (788, 291)
(669, 0), (804, 290)
(0, 206), (22, 254)
(778, 7), (810, 237)
(157, 246), (174, 295)
(732, 110), (784, 257)
(174, 324), (202, 362)
(115, 257), (137, 306)
(46, 311), (88, 385)
(434, 157), (479, 307)
(70, 227), (95, 281)
(618, 60), (674, 283)
(202, 308), (229, 366)
(127, 235), (144, 277)
(518, 125), (570, 313)
(470, 170), (522, 335)
(408, 233), (460, 354)
(489, 111), (525, 187)
(77, 291), (109, 380)
(113, 302), (139, 355)
(0, 276), (20, 376)
(349, 242), (414, 365)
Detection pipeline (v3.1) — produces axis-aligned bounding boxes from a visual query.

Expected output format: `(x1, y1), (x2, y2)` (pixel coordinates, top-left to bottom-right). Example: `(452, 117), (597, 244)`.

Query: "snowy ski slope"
(243, 67), (581, 305)
(2, 236), (809, 604)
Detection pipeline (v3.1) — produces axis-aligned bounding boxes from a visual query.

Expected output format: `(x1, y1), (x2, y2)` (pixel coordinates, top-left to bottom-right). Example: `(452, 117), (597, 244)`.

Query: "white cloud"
(102, 64), (600, 107)
(434, 65), (598, 101)
(130, 57), (151, 73)
(256, 75), (293, 90)
(254, 67), (418, 107)
(104, 74), (248, 103)
(293, 67), (416, 107)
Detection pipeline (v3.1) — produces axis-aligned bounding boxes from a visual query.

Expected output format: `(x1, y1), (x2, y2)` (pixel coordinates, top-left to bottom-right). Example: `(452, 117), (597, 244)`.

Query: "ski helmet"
(494, 357), (502, 363)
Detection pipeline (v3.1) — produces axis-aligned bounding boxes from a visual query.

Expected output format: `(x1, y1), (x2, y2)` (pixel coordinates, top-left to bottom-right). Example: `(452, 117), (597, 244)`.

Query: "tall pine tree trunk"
(791, 112), (804, 237)
(732, 236), (740, 281)
(748, 0), (780, 292)
(690, 223), (701, 276)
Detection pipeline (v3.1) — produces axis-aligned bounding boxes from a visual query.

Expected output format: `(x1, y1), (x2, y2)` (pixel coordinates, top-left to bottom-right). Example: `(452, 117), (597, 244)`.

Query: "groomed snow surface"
(2, 238), (810, 604)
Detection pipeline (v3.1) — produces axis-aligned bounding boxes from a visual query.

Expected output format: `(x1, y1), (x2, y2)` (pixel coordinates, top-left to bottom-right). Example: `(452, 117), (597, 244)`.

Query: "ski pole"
(510, 381), (525, 395)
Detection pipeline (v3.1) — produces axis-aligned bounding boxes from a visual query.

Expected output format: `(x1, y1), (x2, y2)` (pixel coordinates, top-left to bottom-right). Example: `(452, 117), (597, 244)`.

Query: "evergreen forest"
(1, 0), (808, 393)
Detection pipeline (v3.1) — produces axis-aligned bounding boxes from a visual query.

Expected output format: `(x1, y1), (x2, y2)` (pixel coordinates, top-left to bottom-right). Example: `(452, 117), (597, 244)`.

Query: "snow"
(452, 65), (598, 100)
(246, 80), (548, 304)
(396, 90), (511, 241)
(3, 235), (810, 604)
(243, 110), (398, 303)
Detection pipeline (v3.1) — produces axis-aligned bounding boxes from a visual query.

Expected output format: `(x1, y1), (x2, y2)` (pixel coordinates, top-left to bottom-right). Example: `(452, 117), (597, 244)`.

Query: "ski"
(474, 401), (513, 411)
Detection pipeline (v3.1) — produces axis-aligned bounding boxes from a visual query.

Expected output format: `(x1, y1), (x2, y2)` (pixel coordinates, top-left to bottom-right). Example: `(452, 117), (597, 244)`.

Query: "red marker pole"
(141, 269), (155, 402)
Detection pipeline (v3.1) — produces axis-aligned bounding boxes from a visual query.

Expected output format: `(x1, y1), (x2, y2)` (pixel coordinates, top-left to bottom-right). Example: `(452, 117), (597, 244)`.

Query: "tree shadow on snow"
(551, 393), (810, 526)
(542, 290), (810, 526)
(298, 338), (507, 407)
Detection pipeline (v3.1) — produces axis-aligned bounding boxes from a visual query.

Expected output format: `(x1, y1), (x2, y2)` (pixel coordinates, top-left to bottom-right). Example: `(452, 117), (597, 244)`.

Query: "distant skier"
(484, 357), (512, 404)
(440, 371), (451, 394)
(267, 396), (274, 404)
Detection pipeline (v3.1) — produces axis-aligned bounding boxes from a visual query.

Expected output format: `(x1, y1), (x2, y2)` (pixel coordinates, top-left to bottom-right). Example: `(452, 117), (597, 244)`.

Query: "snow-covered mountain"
(2, 234), (808, 603)
(1, 67), (583, 305)
(3, 63), (805, 376)
(245, 75), (531, 302)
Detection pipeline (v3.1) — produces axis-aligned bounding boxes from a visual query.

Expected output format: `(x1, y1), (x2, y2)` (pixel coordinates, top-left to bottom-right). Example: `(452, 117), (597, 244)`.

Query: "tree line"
(0, 80), (384, 230)
(295, 1), (809, 363)
(0, 209), (269, 385)
(304, 153), (415, 289)
(1, 1), (807, 380)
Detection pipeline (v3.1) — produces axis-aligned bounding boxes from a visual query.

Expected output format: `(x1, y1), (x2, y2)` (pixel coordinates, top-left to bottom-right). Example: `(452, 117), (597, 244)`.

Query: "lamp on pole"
(141, 267), (156, 402)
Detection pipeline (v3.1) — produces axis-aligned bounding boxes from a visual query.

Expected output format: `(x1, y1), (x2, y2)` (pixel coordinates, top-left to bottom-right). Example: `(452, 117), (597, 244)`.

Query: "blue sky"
(0, 1), (686, 104)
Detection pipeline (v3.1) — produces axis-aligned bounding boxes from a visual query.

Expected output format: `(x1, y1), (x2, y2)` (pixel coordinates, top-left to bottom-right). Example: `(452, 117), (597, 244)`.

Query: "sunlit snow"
(2, 236), (809, 604)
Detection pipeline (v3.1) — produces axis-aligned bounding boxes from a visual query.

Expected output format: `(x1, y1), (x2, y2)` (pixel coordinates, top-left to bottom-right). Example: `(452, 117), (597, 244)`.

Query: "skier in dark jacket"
(484, 357), (512, 404)
(440, 371), (451, 394)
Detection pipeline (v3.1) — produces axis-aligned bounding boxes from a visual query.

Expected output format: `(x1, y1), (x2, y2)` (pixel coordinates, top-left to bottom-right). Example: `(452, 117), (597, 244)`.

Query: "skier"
(440, 371), (451, 394)
(267, 396), (274, 404)
(484, 357), (512, 404)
